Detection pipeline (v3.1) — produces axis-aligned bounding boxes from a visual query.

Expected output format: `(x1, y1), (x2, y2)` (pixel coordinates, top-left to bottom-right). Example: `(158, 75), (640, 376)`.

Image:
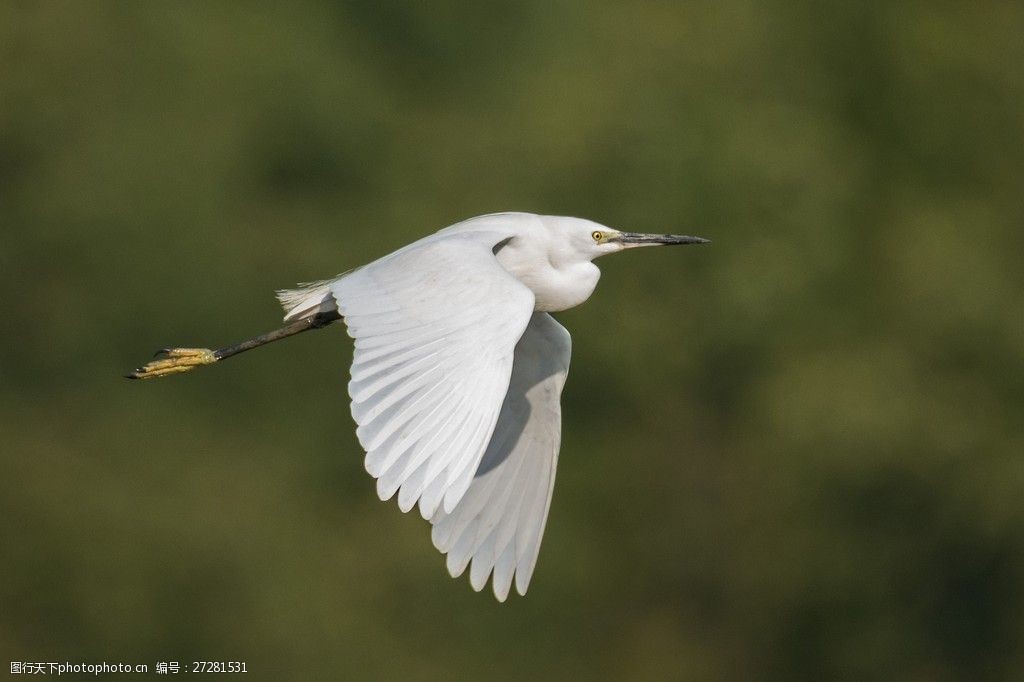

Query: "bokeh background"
(3, 1), (1023, 679)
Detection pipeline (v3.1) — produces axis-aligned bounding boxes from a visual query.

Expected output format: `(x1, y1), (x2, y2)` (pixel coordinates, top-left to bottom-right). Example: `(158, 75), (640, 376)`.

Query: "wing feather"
(431, 312), (571, 600)
(332, 230), (535, 518)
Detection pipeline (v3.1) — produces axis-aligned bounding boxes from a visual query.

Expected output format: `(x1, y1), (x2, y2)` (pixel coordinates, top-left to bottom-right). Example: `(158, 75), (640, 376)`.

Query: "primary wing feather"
(331, 231), (535, 519)
(431, 312), (571, 601)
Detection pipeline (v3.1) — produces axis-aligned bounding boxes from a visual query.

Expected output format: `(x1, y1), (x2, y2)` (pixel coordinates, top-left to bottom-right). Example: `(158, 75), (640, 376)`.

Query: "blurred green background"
(2, 1), (1023, 679)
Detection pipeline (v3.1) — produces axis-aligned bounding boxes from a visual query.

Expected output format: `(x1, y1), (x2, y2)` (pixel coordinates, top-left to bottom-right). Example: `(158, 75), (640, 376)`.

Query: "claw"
(127, 348), (218, 380)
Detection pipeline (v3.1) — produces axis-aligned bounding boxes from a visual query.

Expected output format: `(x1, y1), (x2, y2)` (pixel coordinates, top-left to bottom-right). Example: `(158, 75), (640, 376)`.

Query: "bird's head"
(541, 215), (710, 262)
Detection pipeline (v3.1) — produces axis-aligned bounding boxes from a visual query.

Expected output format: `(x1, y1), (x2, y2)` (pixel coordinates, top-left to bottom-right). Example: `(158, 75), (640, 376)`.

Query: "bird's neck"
(496, 240), (600, 312)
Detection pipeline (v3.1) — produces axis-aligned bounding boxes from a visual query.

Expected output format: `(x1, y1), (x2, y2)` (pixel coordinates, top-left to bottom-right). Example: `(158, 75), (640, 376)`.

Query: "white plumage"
(274, 212), (706, 600)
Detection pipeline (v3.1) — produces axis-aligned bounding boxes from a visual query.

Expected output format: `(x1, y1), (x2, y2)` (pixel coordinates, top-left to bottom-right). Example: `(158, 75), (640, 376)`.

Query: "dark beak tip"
(673, 235), (710, 245)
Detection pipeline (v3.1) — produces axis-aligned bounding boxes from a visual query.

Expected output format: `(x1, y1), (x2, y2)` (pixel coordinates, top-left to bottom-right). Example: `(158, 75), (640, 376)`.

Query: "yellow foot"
(127, 348), (218, 380)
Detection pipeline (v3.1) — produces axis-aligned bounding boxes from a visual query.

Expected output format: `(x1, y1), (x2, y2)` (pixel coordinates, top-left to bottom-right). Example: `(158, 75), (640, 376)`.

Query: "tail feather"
(276, 278), (338, 322)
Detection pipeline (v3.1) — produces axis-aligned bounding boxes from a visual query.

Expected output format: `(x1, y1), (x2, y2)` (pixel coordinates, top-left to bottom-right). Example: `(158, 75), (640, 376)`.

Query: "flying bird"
(128, 212), (708, 601)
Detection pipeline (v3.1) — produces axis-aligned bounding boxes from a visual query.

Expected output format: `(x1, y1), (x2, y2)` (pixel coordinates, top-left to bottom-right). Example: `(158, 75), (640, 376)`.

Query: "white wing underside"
(283, 225), (570, 600)
(431, 311), (570, 600)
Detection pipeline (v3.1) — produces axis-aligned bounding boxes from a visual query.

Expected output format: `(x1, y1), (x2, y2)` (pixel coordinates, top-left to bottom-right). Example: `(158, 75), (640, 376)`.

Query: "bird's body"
(129, 212), (707, 601)
(282, 213), (605, 316)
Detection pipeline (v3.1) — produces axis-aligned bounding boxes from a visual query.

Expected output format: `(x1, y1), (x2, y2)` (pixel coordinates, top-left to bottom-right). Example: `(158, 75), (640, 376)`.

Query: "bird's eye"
(592, 231), (604, 243)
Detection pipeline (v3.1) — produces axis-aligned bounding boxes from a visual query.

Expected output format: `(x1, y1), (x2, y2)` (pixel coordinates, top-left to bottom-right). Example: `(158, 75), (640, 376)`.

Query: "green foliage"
(2, 1), (1023, 679)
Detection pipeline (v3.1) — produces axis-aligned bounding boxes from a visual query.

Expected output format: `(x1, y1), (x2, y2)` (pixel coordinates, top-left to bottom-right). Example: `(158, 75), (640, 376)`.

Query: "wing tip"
(492, 583), (510, 602)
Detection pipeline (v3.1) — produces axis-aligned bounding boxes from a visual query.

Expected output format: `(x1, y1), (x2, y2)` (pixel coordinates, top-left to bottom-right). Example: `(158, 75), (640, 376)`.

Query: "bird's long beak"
(613, 232), (710, 248)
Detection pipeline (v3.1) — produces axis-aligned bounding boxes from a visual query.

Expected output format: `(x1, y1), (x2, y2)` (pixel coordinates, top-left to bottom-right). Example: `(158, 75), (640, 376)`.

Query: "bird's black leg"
(125, 310), (342, 380)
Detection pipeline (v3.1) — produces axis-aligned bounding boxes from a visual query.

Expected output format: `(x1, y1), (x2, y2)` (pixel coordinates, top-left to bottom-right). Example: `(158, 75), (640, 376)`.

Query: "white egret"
(128, 212), (708, 601)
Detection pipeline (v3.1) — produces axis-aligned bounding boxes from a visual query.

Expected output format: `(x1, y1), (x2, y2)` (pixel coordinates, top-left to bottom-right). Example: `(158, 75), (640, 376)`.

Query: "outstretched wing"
(430, 312), (571, 601)
(332, 231), (535, 519)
